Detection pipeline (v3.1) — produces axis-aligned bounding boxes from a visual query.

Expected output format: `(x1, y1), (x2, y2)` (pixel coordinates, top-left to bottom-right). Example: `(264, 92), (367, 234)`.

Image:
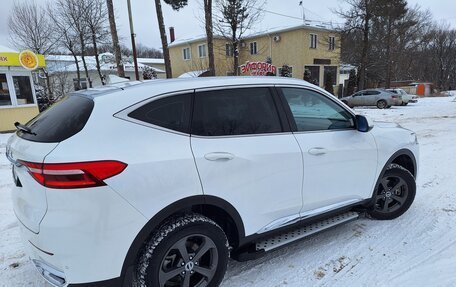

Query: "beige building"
(169, 23), (341, 91)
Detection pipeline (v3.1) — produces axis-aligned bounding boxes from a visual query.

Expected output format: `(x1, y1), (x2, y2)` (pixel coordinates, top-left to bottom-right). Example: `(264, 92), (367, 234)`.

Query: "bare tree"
(106, 0), (125, 78)
(335, 0), (375, 90)
(154, 0), (188, 78)
(85, 0), (110, 85)
(204, 0), (215, 76)
(135, 43), (164, 58)
(47, 2), (82, 90)
(8, 1), (56, 95)
(214, 0), (266, 75)
(55, 0), (93, 88)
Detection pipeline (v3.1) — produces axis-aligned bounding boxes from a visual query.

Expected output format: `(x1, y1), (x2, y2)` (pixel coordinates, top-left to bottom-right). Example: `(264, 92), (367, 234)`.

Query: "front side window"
(183, 48), (191, 60)
(250, 42), (257, 55)
(0, 73), (12, 106)
(128, 94), (192, 134)
(13, 76), (34, 105)
(198, 44), (206, 58)
(281, 88), (354, 132)
(192, 88), (282, 136)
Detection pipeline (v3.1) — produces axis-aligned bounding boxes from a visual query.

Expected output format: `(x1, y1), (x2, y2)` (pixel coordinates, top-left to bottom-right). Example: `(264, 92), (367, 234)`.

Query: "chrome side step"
(255, 212), (359, 252)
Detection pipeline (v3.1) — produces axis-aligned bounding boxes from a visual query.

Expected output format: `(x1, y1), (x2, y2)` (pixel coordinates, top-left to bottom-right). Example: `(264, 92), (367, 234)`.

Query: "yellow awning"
(0, 50), (46, 70)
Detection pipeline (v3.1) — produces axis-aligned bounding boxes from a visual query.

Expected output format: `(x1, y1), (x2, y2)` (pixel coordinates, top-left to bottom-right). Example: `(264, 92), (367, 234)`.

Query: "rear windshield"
(18, 95), (94, 143)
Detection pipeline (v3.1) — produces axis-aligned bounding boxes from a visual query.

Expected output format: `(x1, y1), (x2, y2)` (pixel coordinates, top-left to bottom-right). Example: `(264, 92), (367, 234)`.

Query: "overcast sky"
(2, 0), (456, 53)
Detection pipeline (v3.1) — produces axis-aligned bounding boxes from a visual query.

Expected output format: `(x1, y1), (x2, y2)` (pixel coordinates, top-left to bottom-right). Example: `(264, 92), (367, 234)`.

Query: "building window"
(0, 73), (12, 106)
(324, 66), (337, 86)
(226, 44), (234, 57)
(304, 65), (320, 86)
(250, 42), (257, 55)
(182, 47), (191, 60)
(278, 66), (293, 78)
(328, 36), (336, 50)
(73, 78), (88, 91)
(198, 44), (206, 58)
(310, 34), (318, 49)
(0, 73), (36, 106)
(13, 76), (34, 105)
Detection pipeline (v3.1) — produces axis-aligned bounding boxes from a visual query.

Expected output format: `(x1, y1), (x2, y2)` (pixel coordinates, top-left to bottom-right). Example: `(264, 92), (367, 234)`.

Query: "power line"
(251, 6), (344, 26)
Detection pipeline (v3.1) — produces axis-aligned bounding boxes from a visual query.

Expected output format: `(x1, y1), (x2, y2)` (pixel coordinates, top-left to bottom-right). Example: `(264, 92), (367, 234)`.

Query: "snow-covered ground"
(1, 97), (456, 287)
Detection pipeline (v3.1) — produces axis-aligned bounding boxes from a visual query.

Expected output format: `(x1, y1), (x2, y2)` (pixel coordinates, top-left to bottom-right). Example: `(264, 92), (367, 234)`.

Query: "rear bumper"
(16, 185), (147, 286)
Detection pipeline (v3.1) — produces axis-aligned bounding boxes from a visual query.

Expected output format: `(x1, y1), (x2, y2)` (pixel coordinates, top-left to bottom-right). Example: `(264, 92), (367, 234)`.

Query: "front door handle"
(308, 147), (327, 156)
(204, 152), (235, 161)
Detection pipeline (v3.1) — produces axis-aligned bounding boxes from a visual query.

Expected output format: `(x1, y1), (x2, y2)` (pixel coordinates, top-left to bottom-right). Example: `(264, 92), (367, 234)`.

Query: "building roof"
(46, 54), (165, 74)
(137, 58), (165, 65)
(178, 70), (208, 78)
(169, 22), (338, 47)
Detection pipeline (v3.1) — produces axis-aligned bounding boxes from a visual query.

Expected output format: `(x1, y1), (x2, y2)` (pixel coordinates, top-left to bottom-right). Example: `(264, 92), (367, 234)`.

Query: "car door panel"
(278, 87), (378, 214)
(190, 87), (304, 236)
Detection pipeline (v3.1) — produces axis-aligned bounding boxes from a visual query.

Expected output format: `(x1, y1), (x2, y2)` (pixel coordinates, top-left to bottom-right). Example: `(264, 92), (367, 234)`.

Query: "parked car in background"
(341, 89), (402, 109)
(387, 88), (418, 105)
(6, 77), (419, 287)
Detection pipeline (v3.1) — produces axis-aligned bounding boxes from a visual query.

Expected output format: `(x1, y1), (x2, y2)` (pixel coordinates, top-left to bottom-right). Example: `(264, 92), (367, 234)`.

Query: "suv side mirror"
(356, 115), (373, 132)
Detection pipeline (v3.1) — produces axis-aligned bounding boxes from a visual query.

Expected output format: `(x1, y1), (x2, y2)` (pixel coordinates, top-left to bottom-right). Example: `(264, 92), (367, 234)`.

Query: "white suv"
(6, 77), (419, 287)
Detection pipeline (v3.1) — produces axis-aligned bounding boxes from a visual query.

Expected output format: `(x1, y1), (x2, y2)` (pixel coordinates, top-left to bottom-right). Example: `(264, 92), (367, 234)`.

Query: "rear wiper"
(14, 122), (36, 136)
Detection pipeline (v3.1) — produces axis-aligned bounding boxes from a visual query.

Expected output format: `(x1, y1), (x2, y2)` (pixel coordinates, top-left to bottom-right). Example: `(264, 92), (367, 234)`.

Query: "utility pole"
(299, 1), (305, 23)
(127, 0), (140, 80)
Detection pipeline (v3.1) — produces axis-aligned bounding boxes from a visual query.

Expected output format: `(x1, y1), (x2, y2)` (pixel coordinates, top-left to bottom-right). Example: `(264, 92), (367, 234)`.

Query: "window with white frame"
(226, 44), (234, 57)
(0, 72), (36, 107)
(198, 44), (207, 58)
(278, 66), (293, 77)
(310, 34), (318, 49)
(250, 42), (257, 55)
(328, 36), (336, 50)
(182, 47), (191, 60)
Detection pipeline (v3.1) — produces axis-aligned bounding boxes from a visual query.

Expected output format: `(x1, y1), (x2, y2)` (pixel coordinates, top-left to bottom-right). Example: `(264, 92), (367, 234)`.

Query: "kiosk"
(0, 45), (45, 132)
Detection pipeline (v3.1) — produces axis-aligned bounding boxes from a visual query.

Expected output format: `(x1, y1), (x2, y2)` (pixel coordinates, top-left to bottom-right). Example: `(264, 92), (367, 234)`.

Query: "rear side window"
(128, 94), (192, 133)
(192, 88), (282, 136)
(18, 95), (94, 143)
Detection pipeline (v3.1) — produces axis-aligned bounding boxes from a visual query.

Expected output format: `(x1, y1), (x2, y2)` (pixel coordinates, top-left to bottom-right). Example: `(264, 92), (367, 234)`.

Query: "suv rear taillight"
(18, 160), (127, 189)
(391, 95), (399, 99)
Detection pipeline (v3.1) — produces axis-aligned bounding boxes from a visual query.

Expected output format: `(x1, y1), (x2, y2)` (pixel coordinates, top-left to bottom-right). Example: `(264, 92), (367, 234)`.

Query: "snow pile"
(1, 98), (456, 286)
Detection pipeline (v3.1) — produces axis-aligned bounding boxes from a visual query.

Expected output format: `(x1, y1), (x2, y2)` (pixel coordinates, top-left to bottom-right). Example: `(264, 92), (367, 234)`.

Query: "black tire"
(367, 164), (416, 220)
(403, 102), (408, 106)
(377, 100), (387, 109)
(135, 214), (229, 287)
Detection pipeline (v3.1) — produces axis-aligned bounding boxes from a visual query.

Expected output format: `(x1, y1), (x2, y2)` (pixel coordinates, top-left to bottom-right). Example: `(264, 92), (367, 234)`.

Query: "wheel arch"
(119, 195), (245, 283)
(369, 148), (417, 201)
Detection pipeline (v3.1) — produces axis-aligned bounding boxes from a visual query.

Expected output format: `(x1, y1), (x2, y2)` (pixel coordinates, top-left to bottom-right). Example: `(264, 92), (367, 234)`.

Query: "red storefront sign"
(240, 61), (277, 76)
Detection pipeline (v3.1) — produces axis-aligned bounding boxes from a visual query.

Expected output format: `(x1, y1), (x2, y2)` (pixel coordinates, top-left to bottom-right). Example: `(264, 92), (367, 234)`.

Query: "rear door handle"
(308, 147), (327, 156)
(204, 152), (235, 161)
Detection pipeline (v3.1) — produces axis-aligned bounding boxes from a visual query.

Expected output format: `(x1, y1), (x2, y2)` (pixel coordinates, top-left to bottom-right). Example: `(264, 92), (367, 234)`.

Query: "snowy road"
(1, 97), (455, 287)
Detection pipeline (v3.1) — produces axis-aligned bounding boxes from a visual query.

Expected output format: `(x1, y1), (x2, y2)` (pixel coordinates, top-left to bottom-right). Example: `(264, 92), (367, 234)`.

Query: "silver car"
(387, 88), (418, 105)
(341, 89), (402, 109)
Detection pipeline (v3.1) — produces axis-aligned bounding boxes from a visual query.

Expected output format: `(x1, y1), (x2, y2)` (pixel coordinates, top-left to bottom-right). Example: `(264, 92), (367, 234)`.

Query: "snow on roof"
(178, 70), (207, 78)
(244, 22), (336, 39)
(168, 34), (208, 47)
(137, 58), (165, 65)
(46, 54), (165, 74)
(0, 45), (18, 53)
(169, 22), (337, 47)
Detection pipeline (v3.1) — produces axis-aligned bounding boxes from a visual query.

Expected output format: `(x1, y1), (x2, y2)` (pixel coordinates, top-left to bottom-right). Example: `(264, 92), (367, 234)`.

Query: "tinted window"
(128, 94), (191, 133)
(281, 88), (355, 132)
(365, 91), (381, 95)
(192, 88), (282, 136)
(18, 95), (94, 143)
